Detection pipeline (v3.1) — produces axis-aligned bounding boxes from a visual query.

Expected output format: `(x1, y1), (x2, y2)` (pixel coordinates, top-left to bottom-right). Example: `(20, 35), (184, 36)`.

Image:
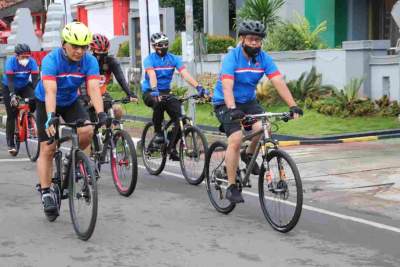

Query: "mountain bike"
(11, 97), (39, 161)
(89, 97), (138, 197)
(205, 112), (303, 233)
(38, 119), (98, 241)
(141, 94), (208, 185)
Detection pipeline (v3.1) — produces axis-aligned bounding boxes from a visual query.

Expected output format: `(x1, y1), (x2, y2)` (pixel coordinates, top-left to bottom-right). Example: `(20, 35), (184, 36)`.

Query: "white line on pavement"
(0, 158), (31, 162)
(138, 164), (400, 234)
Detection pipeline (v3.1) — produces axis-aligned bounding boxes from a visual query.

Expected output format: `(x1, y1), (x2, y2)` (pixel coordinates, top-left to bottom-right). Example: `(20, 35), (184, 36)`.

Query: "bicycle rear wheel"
(179, 126), (208, 185)
(205, 141), (235, 214)
(258, 149), (303, 233)
(25, 113), (40, 161)
(141, 122), (167, 175)
(110, 129), (138, 197)
(69, 150), (98, 241)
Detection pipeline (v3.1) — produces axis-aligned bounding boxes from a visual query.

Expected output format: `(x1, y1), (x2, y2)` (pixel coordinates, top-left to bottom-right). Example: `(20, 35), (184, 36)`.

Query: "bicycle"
(10, 97), (40, 161)
(204, 112), (303, 233)
(141, 94), (208, 185)
(89, 97), (138, 197)
(38, 118), (98, 241)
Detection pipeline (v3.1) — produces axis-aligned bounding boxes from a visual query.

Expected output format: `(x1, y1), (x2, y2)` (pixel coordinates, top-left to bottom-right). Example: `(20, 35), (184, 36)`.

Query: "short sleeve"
(143, 56), (154, 71)
(29, 58), (39, 74)
(220, 51), (236, 81)
(85, 54), (100, 81)
(263, 53), (281, 79)
(41, 54), (57, 81)
(4, 57), (14, 75)
(173, 55), (185, 72)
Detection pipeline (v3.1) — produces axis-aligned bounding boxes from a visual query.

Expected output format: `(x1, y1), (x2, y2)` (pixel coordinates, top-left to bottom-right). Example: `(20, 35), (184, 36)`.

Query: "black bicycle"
(89, 97), (138, 197)
(205, 112), (303, 233)
(40, 119), (98, 241)
(141, 94), (208, 185)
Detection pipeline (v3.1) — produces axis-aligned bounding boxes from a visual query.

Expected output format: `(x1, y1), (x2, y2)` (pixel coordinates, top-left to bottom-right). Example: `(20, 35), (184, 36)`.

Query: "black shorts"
(214, 100), (264, 137)
(36, 98), (90, 142)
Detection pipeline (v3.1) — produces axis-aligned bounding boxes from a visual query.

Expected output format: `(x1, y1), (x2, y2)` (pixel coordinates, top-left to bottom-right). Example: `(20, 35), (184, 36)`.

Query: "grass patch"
(110, 90), (400, 137)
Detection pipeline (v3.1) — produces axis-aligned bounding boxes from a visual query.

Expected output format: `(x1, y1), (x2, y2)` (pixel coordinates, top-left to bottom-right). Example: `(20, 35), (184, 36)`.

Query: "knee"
(79, 125), (93, 142)
(40, 144), (56, 159)
(228, 132), (242, 150)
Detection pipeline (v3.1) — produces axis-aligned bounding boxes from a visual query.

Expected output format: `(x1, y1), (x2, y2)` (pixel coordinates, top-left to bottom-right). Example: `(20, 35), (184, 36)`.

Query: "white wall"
(277, 0), (305, 22)
(370, 59), (400, 101)
(86, 2), (114, 39)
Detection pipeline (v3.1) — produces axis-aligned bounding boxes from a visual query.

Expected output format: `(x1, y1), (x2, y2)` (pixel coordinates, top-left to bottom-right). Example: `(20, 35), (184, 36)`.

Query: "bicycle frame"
(15, 100), (31, 142)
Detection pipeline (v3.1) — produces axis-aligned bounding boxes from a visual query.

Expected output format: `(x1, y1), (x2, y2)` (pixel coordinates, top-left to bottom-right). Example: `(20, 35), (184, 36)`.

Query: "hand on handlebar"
(228, 108), (245, 121)
(10, 93), (18, 107)
(289, 106), (303, 119)
(45, 112), (58, 138)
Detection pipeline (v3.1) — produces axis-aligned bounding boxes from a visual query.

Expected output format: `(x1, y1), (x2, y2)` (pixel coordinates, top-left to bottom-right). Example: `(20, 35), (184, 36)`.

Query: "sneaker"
(225, 184), (244, 203)
(153, 133), (165, 144)
(8, 146), (16, 155)
(169, 149), (180, 161)
(240, 150), (260, 175)
(42, 192), (58, 218)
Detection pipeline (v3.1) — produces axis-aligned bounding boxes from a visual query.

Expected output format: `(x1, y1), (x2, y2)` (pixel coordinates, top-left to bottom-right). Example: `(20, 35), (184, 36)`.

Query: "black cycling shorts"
(35, 98), (90, 142)
(214, 100), (264, 137)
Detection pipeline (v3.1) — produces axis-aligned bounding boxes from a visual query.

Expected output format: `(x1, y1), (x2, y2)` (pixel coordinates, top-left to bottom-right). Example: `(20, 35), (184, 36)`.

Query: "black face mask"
(156, 47), (168, 57)
(243, 44), (261, 58)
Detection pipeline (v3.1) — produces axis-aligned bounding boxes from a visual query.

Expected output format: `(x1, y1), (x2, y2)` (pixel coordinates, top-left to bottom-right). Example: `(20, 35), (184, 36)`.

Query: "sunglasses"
(70, 43), (89, 50)
(155, 42), (169, 48)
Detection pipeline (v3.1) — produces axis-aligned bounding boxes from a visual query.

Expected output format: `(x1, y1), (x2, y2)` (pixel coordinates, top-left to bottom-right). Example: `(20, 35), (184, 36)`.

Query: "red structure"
(112, 0), (129, 36)
(76, 5), (88, 26)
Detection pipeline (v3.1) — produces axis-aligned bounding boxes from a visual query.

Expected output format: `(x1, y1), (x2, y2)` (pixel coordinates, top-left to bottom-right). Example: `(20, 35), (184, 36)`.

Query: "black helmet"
(14, 43), (31, 55)
(150, 32), (169, 45)
(238, 20), (266, 38)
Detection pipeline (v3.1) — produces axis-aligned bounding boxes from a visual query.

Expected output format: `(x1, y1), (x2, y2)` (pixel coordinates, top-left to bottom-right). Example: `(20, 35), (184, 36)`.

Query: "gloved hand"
(228, 108), (245, 121)
(45, 112), (58, 138)
(128, 93), (139, 103)
(196, 85), (209, 97)
(10, 93), (18, 107)
(97, 112), (108, 127)
(150, 87), (160, 102)
(289, 106), (303, 118)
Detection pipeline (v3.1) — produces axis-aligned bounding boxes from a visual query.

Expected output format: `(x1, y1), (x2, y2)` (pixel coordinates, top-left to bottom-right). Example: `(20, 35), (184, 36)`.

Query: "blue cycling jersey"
(2, 56), (39, 90)
(35, 48), (99, 107)
(141, 52), (185, 92)
(212, 46), (281, 105)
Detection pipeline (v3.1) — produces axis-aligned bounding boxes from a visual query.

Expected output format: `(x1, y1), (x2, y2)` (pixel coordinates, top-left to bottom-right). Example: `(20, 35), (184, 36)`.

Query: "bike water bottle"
(96, 132), (103, 152)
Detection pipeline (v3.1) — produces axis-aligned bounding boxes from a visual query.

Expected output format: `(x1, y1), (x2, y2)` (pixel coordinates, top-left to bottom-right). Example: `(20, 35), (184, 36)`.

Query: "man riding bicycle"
(212, 20), (303, 203)
(35, 22), (106, 217)
(1, 43), (39, 154)
(142, 32), (208, 161)
(83, 33), (138, 120)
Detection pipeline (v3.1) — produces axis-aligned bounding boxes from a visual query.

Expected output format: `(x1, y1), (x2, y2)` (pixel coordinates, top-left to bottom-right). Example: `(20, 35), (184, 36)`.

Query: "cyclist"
(34, 22), (107, 217)
(1, 43), (39, 154)
(212, 20), (303, 203)
(142, 32), (208, 161)
(84, 33), (138, 121)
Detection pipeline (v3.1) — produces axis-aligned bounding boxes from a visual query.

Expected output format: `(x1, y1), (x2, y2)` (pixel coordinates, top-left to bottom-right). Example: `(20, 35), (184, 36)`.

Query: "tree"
(237, 0), (285, 32)
(159, 0), (203, 31)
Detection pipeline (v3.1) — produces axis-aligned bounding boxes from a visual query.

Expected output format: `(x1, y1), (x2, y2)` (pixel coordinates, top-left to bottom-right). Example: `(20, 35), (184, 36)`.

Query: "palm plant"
(237, 0), (285, 32)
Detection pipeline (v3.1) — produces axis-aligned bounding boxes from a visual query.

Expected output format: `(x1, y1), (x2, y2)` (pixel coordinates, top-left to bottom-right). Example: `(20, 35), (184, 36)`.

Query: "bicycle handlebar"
(47, 118), (99, 145)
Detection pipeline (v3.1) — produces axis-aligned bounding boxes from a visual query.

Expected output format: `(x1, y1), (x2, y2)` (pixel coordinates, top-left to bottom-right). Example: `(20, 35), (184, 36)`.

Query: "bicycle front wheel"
(179, 126), (208, 185)
(110, 130), (138, 197)
(141, 122), (166, 175)
(69, 150), (98, 241)
(25, 113), (40, 161)
(258, 149), (303, 233)
(205, 141), (235, 214)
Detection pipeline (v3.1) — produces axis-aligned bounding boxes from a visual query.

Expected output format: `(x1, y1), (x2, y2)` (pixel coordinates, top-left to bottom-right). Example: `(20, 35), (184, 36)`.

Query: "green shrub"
(264, 14), (327, 51)
(206, 35), (235, 54)
(170, 35), (182, 55)
(256, 80), (283, 106)
(376, 95), (400, 116)
(117, 41), (130, 57)
(171, 84), (188, 97)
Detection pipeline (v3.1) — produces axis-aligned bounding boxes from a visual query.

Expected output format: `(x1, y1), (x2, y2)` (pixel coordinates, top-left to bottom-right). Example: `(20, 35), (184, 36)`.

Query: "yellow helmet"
(61, 22), (92, 46)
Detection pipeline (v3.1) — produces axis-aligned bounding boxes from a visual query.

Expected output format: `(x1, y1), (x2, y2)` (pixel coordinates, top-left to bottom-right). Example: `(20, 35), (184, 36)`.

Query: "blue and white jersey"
(35, 48), (100, 107)
(2, 56), (39, 90)
(141, 52), (185, 92)
(212, 46), (281, 105)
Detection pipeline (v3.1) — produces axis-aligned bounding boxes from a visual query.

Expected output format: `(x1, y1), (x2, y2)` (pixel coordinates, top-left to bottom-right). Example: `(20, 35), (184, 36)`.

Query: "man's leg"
(164, 97), (182, 160)
(143, 92), (164, 141)
(3, 86), (17, 150)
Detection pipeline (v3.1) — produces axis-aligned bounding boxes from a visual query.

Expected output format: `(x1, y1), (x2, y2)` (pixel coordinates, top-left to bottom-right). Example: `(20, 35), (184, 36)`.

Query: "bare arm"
(87, 79), (104, 113)
(146, 69), (158, 89)
(270, 76), (296, 107)
(222, 79), (236, 108)
(180, 69), (199, 88)
(43, 80), (57, 113)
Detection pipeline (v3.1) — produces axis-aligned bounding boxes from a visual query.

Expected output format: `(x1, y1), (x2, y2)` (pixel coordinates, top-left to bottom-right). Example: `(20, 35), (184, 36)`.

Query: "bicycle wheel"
(25, 113), (40, 161)
(141, 122), (167, 175)
(110, 129), (138, 197)
(179, 126), (208, 185)
(205, 141), (235, 214)
(258, 149), (303, 233)
(10, 119), (20, 157)
(69, 150), (98, 241)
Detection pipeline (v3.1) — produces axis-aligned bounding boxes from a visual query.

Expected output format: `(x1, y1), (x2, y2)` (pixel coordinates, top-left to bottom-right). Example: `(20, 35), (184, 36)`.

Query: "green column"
(305, 0), (347, 47)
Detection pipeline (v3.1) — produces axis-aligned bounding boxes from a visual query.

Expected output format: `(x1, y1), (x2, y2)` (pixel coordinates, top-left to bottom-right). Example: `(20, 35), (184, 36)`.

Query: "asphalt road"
(0, 132), (399, 267)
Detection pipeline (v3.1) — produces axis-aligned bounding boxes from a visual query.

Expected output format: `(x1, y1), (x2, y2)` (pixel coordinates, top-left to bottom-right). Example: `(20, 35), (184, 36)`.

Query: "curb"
(2, 114), (399, 147)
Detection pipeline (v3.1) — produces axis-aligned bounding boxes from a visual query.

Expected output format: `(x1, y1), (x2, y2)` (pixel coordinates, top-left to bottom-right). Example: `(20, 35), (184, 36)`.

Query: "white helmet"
(150, 32), (169, 45)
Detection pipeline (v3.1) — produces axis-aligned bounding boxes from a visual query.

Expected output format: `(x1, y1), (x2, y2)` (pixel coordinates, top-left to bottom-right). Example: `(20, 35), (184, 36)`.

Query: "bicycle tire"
(69, 150), (98, 241)
(141, 122), (167, 175)
(258, 149), (303, 233)
(205, 141), (236, 214)
(25, 113), (40, 161)
(179, 126), (208, 185)
(10, 118), (20, 157)
(110, 129), (138, 197)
